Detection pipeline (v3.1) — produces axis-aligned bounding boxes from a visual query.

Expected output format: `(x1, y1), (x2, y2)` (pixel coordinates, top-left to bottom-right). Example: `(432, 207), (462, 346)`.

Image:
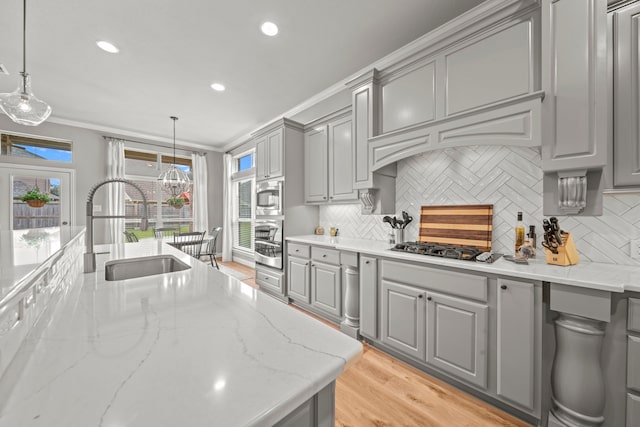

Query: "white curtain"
(106, 138), (125, 244)
(222, 153), (233, 262)
(192, 153), (209, 233)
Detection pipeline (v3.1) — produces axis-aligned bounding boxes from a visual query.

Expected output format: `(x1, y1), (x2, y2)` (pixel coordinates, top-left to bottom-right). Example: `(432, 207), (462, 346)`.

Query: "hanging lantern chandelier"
(0, 0), (52, 126)
(158, 116), (191, 196)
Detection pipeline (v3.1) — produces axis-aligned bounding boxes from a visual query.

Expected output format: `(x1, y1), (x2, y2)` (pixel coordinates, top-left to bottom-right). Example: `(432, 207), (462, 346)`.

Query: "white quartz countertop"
(287, 235), (640, 293)
(0, 239), (361, 427)
(0, 226), (86, 300)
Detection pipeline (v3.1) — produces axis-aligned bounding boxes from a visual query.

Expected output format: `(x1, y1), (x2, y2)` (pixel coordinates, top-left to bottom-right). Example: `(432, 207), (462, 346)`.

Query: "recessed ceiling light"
(96, 40), (119, 53)
(210, 83), (225, 92)
(261, 22), (278, 36)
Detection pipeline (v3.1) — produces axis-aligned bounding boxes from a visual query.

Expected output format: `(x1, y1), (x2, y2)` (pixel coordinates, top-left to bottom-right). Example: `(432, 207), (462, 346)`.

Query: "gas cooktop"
(390, 241), (483, 261)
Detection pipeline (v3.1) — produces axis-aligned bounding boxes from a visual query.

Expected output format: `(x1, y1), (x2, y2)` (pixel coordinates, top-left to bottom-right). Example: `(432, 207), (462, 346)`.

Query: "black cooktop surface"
(391, 241), (483, 261)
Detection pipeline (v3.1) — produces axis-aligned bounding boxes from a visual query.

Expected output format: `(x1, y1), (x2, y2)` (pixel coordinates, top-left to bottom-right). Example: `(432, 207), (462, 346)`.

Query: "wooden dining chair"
(173, 231), (205, 258)
(200, 226), (222, 269)
(123, 230), (139, 243)
(154, 227), (178, 239)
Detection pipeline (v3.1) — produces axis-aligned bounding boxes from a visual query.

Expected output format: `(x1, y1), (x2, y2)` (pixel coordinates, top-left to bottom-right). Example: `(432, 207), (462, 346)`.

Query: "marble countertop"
(0, 226), (86, 301)
(0, 239), (362, 427)
(287, 235), (640, 293)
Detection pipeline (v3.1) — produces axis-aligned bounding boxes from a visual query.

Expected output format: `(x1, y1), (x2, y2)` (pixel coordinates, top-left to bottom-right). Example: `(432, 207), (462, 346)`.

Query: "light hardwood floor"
(218, 261), (530, 427)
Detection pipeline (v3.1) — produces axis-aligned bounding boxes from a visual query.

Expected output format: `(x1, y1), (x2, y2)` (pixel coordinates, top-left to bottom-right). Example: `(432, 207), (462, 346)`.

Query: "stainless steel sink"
(105, 255), (191, 281)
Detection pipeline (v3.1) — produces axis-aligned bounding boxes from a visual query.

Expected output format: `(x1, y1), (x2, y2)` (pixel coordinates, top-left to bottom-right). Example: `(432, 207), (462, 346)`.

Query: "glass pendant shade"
(0, 73), (52, 126)
(159, 116), (191, 196)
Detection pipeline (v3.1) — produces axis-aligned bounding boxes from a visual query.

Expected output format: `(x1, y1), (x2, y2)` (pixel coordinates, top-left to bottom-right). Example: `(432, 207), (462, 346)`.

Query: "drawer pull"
(295, 249), (299, 252)
(501, 285), (507, 290)
(322, 254), (327, 258)
(365, 260), (370, 264)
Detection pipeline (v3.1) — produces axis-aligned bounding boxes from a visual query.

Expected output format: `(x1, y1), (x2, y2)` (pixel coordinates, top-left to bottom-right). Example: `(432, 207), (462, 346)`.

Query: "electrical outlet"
(631, 239), (640, 260)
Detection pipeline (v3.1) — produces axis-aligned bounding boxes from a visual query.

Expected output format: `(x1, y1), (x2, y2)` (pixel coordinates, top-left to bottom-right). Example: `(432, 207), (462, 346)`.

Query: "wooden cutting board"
(419, 204), (493, 252)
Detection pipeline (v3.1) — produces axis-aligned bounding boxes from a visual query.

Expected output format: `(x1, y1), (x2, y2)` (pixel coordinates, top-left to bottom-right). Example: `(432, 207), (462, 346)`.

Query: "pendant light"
(159, 116), (191, 196)
(0, 0), (52, 126)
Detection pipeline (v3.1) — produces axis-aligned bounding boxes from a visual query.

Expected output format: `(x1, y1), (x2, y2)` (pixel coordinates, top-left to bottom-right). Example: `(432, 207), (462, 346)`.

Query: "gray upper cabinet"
(381, 280), (426, 360)
(304, 108), (358, 204)
(613, 1), (640, 187)
(496, 279), (535, 410)
(426, 291), (488, 389)
(328, 115), (358, 201)
(256, 128), (283, 181)
(304, 127), (328, 202)
(541, 0), (607, 172)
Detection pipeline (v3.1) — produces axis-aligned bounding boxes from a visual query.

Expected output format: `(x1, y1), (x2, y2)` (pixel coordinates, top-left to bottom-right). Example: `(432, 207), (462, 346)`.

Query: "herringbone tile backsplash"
(319, 146), (640, 265)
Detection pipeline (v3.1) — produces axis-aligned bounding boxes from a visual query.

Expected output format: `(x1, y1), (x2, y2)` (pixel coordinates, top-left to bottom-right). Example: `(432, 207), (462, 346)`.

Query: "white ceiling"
(0, 0), (484, 150)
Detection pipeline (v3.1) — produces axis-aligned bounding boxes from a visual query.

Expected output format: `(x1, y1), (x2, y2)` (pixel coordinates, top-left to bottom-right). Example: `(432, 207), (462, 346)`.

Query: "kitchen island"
(0, 235), (361, 427)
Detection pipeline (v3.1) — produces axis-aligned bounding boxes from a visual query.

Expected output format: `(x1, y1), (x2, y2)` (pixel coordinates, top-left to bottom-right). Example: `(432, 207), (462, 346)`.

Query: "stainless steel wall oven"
(254, 218), (283, 269)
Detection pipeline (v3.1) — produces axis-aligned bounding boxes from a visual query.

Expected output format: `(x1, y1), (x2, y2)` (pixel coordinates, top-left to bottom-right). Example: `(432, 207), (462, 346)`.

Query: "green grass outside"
(126, 225), (191, 241)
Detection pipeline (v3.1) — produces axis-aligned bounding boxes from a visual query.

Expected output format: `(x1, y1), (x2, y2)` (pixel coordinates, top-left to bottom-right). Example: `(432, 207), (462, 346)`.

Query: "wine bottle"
(515, 211), (525, 254)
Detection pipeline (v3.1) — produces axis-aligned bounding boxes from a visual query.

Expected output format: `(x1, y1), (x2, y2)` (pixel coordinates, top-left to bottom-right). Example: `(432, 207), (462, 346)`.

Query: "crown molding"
(46, 116), (224, 152)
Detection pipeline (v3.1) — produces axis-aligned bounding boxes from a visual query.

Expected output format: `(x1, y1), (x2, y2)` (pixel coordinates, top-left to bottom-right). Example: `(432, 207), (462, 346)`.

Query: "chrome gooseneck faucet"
(84, 178), (149, 273)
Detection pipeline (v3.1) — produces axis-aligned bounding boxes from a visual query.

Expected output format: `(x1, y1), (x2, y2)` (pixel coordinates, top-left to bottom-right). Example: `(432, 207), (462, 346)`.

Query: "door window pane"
(13, 176), (59, 229)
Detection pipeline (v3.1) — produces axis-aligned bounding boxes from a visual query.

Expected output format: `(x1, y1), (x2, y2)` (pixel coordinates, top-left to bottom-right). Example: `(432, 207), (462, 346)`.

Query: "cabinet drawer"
(312, 246), (340, 265)
(288, 243), (310, 258)
(628, 393), (640, 427)
(629, 336), (640, 393)
(629, 298), (640, 333)
(256, 269), (283, 293)
(381, 260), (487, 302)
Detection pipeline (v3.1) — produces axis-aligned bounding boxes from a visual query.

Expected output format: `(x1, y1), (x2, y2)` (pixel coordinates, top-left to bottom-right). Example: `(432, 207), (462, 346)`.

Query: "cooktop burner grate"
(391, 241), (483, 261)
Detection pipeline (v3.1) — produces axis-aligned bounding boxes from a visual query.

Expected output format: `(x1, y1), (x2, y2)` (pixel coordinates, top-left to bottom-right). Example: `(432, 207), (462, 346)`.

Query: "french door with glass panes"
(0, 165), (74, 231)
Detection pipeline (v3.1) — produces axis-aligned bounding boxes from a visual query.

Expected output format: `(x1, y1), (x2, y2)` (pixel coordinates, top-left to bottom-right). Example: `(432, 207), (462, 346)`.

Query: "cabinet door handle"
(418, 294), (423, 299)
(365, 260), (370, 264)
(295, 249), (299, 252)
(426, 296), (432, 301)
(311, 264), (315, 267)
(264, 277), (269, 280)
(322, 254), (327, 258)
(323, 197), (327, 200)
(329, 196), (333, 200)
(501, 285), (507, 290)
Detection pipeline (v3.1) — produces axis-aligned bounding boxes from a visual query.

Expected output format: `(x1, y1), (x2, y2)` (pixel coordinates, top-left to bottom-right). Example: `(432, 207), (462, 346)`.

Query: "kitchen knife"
(549, 217), (563, 246)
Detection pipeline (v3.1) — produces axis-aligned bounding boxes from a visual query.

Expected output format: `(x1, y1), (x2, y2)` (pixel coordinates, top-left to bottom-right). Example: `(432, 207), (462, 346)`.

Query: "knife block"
(545, 232), (580, 266)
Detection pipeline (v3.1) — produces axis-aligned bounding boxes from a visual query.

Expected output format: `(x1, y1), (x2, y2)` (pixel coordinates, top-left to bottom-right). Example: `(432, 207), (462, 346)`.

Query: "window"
(1, 132), (72, 163)
(231, 150), (255, 252)
(123, 149), (193, 238)
(238, 153), (253, 172)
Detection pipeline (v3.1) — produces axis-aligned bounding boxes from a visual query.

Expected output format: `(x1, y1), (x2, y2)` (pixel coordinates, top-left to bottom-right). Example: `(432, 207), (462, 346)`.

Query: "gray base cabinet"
(359, 255), (378, 339)
(255, 265), (285, 300)
(288, 256), (310, 304)
(426, 291), (488, 389)
(311, 262), (342, 319)
(381, 280), (426, 360)
(286, 243), (343, 324)
(497, 279), (535, 409)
